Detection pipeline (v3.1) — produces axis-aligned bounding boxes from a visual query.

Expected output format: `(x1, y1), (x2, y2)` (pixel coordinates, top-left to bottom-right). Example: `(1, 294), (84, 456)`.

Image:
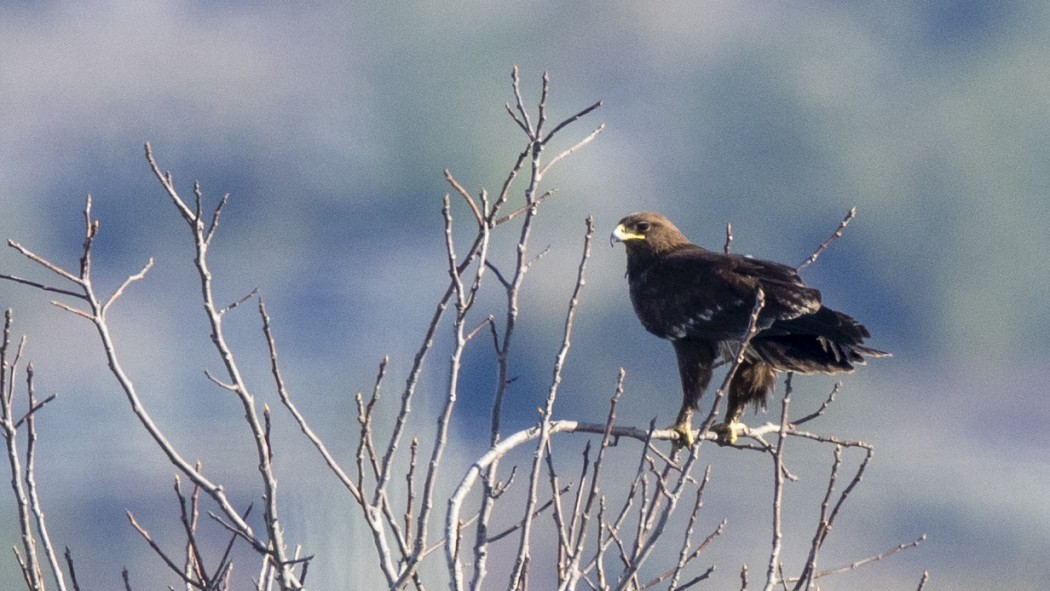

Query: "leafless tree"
(0, 68), (925, 590)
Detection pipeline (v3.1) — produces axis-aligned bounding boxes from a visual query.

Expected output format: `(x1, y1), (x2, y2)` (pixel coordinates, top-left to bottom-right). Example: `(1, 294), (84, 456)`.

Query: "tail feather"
(750, 306), (889, 374)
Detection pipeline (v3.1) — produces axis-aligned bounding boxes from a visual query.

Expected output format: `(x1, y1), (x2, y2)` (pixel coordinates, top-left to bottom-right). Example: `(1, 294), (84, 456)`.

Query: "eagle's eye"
(635, 221), (651, 233)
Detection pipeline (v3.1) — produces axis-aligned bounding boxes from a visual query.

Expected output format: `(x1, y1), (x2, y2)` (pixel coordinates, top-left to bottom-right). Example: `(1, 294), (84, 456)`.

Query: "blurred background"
(1, 1), (1048, 588)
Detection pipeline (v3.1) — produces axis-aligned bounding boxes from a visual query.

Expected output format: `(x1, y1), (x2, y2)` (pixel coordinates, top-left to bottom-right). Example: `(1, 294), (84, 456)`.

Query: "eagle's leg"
(713, 359), (777, 445)
(672, 406), (694, 448)
(671, 341), (715, 448)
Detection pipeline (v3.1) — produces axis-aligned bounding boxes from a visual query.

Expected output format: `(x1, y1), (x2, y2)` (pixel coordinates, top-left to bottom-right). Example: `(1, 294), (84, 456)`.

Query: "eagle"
(611, 211), (888, 446)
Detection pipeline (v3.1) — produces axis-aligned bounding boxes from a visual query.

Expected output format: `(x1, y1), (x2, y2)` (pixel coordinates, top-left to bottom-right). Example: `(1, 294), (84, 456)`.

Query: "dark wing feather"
(629, 246), (821, 342)
(750, 307), (890, 373)
(718, 254), (822, 321)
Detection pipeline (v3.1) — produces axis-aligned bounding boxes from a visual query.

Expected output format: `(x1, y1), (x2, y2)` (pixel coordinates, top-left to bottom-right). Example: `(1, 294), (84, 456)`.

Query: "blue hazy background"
(2, 1), (1048, 589)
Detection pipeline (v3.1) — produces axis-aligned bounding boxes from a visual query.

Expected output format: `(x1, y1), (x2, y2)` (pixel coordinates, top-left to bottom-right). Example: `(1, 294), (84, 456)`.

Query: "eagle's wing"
(631, 246), (821, 342)
(720, 253), (822, 321)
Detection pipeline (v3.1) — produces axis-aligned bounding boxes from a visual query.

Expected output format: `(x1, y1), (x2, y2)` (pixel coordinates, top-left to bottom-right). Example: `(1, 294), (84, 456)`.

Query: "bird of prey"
(611, 211), (887, 446)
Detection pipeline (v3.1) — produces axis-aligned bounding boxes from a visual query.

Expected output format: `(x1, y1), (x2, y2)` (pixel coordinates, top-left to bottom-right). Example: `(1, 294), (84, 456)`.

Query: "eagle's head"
(611, 212), (690, 256)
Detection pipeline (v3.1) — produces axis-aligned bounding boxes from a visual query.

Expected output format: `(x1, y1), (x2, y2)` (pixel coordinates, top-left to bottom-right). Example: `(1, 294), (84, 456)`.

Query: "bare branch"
(206, 193), (231, 245)
(806, 534), (927, 581)
(49, 300), (92, 320)
(509, 66), (535, 138)
(144, 142), (196, 225)
(127, 511), (206, 590)
(539, 122), (605, 179)
(102, 257), (154, 316)
(558, 369), (627, 589)
(483, 484), (572, 546)
(507, 216), (594, 589)
(5, 240), (83, 286)
(792, 382), (841, 426)
(0, 312), (44, 591)
(536, 71), (550, 136)
(444, 170), (483, 228)
(797, 207), (857, 271)
(0, 271), (85, 300)
(762, 374), (793, 591)
(64, 548), (81, 591)
(492, 190), (554, 226)
(221, 287), (259, 316)
(492, 145), (530, 216)
(542, 100), (604, 146)
(14, 392), (58, 430)
(259, 297), (371, 506)
(505, 102), (530, 136)
(204, 370), (239, 392)
(23, 365), (68, 591)
(663, 468), (718, 590)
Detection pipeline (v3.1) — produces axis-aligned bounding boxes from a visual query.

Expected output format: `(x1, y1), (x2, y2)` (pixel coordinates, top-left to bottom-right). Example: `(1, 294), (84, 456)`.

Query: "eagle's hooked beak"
(610, 223), (644, 247)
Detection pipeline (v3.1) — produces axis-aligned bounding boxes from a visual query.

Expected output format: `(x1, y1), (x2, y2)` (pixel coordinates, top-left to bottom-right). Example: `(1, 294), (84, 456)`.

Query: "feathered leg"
(671, 340), (715, 447)
(715, 359), (778, 445)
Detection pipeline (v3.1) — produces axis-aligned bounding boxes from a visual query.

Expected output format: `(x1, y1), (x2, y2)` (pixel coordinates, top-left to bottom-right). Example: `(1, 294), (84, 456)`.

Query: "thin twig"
(797, 207), (856, 271)
(0, 312), (44, 591)
(542, 101), (604, 146)
(64, 547), (81, 591)
(558, 369), (626, 590)
(539, 122), (605, 178)
(221, 287), (259, 316)
(5, 240), (84, 286)
(14, 393), (58, 430)
(444, 171), (483, 228)
(127, 511), (206, 590)
(49, 300), (92, 320)
(806, 534), (927, 580)
(762, 374), (793, 591)
(101, 257), (154, 316)
(508, 216), (595, 589)
(793, 444), (843, 590)
(0, 271), (86, 300)
(509, 66), (535, 138)
(792, 382), (841, 426)
(24, 365), (68, 591)
(664, 467), (717, 590)
(916, 570), (929, 591)
(145, 144), (301, 587)
(206, 193), (230, 246)
(174, 473), (206, 584)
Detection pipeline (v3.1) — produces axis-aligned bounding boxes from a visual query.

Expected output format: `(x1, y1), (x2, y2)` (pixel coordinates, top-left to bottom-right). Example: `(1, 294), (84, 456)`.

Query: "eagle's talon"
(710, 421), (746, 446)
(669, 422), (696, 448)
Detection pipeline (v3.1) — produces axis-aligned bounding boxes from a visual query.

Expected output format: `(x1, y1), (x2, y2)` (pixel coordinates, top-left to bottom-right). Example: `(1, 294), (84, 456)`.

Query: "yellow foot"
(710, 421), (746, 446)
(669, 421), (697, 448)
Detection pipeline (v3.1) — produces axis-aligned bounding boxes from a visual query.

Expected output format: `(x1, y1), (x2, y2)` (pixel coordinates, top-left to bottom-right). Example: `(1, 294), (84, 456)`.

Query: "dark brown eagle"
(611, 211), (887, 446)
